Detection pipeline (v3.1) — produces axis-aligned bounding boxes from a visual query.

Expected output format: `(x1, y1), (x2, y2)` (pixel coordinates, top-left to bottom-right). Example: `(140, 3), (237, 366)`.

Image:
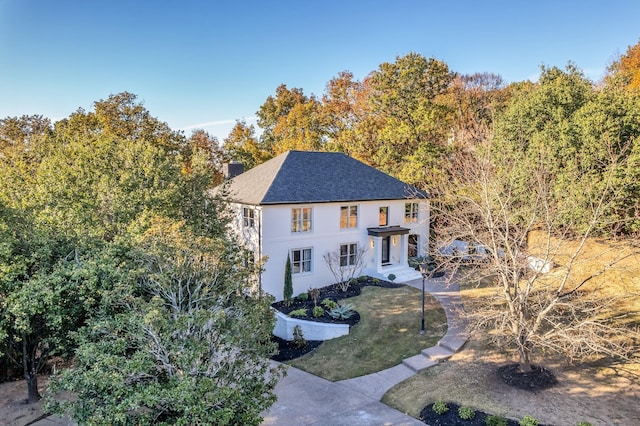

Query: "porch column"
(372, 236), (382, 273)
(400, 234), (409, 266)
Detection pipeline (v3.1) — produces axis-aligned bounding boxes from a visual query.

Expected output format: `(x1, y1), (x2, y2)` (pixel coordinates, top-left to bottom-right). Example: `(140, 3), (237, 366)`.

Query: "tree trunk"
(23, 336), (41, 403)
(519, 348), (533, 373)
(25, 371), (41, 403)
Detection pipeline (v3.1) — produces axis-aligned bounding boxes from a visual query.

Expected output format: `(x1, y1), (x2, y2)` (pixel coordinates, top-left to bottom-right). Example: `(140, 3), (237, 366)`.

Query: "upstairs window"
(243, 207), (255, 227)
(291, 248), (312, 274)
(405, 202), (419, 223)
(340, 243), (358, 267)
(379, 206), (389, 226)
(291, 207), (312, 233)
(340, 205), (358, 229)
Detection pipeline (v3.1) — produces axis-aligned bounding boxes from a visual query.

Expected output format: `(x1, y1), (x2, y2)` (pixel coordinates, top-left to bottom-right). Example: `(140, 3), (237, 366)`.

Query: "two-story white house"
(223, 150), (429, 301)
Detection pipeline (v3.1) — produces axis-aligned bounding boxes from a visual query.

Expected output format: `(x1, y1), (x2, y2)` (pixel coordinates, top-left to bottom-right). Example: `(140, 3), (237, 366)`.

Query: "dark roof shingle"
(225, 150), (426, 205)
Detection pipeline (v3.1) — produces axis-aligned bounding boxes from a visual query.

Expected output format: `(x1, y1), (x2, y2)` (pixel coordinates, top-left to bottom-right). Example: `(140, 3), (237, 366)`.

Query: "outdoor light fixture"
(419, 262), (427, 335)
(370, 238), (375, 248)
(392, 236), (397, 246)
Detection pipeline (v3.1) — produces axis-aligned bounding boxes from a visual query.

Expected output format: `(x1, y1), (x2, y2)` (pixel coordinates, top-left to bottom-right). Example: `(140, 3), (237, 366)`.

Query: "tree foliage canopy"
(1, 93), (282, 421)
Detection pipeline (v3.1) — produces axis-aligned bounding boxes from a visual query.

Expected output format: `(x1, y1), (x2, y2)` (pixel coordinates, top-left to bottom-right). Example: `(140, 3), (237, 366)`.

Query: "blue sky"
(1, 0), (639, 141)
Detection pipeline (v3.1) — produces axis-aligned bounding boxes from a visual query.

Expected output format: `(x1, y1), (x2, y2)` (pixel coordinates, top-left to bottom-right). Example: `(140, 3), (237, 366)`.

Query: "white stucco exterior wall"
(229, 199), (429, 301)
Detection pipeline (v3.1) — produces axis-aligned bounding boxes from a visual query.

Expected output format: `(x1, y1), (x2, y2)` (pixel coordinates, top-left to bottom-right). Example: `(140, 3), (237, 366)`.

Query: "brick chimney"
(223, 162), (244, 179)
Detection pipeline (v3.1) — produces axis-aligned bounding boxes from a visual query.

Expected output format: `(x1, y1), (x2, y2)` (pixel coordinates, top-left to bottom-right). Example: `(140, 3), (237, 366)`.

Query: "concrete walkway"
(35, 276), (466, 426)
(261, 276), (467, 425)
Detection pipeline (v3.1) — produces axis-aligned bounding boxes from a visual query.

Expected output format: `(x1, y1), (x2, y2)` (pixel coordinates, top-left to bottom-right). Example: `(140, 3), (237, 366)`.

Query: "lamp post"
(419, 262), (427, 335)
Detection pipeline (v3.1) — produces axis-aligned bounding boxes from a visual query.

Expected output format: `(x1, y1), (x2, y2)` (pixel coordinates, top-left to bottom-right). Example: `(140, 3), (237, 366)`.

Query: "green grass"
(287, 285), (447, 381)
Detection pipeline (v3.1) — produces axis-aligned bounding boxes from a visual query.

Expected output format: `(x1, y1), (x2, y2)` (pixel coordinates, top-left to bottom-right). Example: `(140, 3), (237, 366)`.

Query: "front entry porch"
(365, 226), (422, 283)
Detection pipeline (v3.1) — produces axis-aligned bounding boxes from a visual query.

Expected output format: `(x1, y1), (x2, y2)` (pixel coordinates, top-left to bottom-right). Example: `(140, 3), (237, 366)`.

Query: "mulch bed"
(270, 277), (404, 361)
(271, 277), (403, 326)
(270, 335), (324, 362)
(496, 363), (558, 391)
(420, 402), (521, 425)
(419, 364), (557, 425)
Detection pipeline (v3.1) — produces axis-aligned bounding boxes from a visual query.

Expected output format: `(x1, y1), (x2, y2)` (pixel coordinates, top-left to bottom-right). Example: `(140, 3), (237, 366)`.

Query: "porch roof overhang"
(367, 226), (411, 237)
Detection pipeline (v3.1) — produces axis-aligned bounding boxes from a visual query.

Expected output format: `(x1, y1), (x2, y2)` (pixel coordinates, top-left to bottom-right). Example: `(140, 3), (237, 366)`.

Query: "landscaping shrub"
(486, 415), (508, 426)
(458, 405), (476, 420)
(321, 298), (338, 310)
(284, 254), (293, 305)
(292, 325), (307, 349)
(289, 308), (308, 317)
(296, 292), (308, 301)
(308, 287), (320, 306)
(387, 273), (396, 282)
(357, 275), (367, 282)
(328, 303), (355, 320)
(432, 399), (449, 415)
(312, 306), (324, 318)
(576, 422), (593, 426)
(519, 415), (539, 426)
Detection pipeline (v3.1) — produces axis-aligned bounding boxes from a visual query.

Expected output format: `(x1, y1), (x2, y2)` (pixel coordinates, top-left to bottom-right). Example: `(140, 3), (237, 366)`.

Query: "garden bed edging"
(272, 310), (350, 341)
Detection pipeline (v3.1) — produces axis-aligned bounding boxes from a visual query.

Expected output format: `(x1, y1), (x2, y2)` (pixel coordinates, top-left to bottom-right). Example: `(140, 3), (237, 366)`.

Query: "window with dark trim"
(291, 248), (312, 273)
(379, 206), (389, 226)
(408, 234), (418, 257)
(340, 243), (358, 266)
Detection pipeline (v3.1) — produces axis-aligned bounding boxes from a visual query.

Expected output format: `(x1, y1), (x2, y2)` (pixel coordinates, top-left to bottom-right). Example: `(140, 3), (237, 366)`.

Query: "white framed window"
(405, 202), (419, 223)
(379, 206), (389, 226)
(291, 248), (312, 274)
(291, 207), (312, 233)
(340, 205), (358, 229)
(340, 243), (358, 267)
(243, 207), (255, 227)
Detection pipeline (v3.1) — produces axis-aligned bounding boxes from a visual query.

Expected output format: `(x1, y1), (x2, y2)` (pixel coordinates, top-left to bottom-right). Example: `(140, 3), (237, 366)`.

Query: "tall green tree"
(0, 93), (236, 403)
(366, 53), (455, 184)
(493, 64), (640, 235)
(256, 84), (329, 155)
(45, 218), (283, 425)
(183, 129), (225, 185)
(223, 120), (272, 170)
(321, 71), (370, 157)
(257, 84), (308, 153)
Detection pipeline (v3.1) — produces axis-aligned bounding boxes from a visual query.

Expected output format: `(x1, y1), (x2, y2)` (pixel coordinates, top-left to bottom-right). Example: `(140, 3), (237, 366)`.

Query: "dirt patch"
(383, 336), (640, 426)
(0, 377), (51, 426)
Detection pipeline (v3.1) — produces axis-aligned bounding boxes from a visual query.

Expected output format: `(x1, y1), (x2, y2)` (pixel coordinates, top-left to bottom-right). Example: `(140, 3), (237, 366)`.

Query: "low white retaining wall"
(273, 310), (350, 341)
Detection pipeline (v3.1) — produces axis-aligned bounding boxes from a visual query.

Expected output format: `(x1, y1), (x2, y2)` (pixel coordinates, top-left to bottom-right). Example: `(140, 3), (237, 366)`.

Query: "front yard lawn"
(287, 285), (447, 381)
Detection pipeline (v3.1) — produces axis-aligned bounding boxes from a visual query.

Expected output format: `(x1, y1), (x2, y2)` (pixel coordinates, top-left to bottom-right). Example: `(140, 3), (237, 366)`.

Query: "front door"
(382, 236), (391, 265)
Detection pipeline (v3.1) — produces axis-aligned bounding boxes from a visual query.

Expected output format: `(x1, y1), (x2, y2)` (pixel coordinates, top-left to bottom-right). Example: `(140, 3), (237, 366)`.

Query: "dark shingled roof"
(225, 150), (427, 205)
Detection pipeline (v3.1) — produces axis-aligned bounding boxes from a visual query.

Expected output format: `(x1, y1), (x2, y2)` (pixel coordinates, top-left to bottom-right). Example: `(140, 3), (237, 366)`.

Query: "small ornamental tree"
(284, 253), (293, 305)
(323, 246), (367, 292)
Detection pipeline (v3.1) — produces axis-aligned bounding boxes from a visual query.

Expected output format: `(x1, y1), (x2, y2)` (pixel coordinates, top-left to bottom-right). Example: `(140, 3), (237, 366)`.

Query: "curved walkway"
(261, 276), (467, 425)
